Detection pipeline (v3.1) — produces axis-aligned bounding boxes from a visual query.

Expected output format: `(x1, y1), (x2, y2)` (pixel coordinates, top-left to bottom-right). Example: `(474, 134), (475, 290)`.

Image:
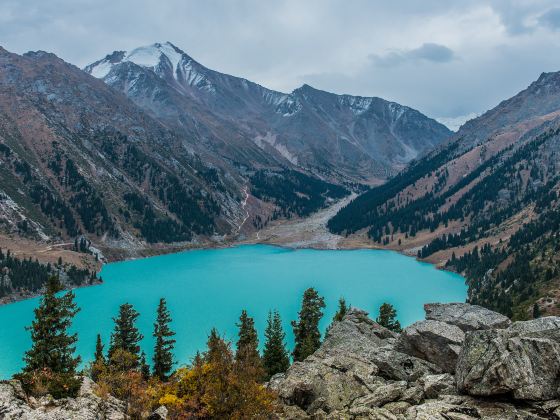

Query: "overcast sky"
(2, 0), (560, 122)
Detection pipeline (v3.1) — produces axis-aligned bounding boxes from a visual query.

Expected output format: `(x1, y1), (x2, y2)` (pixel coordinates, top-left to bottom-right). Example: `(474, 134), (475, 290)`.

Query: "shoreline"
(0, 195), (462, 306)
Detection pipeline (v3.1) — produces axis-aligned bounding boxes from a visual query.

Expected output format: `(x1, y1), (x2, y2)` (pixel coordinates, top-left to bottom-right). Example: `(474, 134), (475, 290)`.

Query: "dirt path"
(243, 193), (357, 249)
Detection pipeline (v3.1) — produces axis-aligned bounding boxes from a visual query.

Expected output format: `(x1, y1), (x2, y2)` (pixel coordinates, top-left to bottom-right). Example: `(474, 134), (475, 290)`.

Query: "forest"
(251, 168), (349, 219)
(15, 278), (401, 418)
(0, 249), (98, 299)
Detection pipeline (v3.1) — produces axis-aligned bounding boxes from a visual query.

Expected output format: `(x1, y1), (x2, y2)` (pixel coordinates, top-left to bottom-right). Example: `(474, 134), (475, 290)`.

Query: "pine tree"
(291, 288), (325, 362)
(263, 310), (290, 378)
(108, 303), (143, 365)
(533, 302), (541, 319)
(94, 333), (105, 364)
(326, 297), (348, 333)
(140, 351), (150, 380)
(153, 297), (176, 381)
(235, 310), (263, 380)
(23, 276), (81, 374)
(376, 302), (402, 332)
(91, 333), (106, 382)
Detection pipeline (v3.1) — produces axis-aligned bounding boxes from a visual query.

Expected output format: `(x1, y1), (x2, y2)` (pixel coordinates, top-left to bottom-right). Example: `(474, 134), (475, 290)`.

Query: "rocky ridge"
(269, 303), (560, 419)
(2, 303), (559, 419)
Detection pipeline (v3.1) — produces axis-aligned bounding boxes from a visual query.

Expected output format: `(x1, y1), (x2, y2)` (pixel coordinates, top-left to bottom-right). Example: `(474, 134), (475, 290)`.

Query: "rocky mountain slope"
(0, 45), (356, 270)
(270, 304), (560, 419)
(329, 70), (560, 319)
(0, 46), (245, 256)
(85, 42), (451, 182)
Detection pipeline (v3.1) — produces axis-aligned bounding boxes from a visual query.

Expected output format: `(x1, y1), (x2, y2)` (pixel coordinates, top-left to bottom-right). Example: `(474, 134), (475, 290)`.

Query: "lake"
(0, 245), (466, 378)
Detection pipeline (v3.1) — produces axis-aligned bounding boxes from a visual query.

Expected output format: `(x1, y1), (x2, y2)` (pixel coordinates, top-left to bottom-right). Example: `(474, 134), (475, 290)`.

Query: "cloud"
(538, 8), (560, 30)
(0, 0), (559, 120)
(370, 43), (455, 67)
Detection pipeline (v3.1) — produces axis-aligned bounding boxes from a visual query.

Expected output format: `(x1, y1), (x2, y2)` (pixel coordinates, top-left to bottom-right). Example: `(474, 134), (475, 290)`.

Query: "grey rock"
(0, 377), (126, 420)
(419, 374), (456, 399)
(148, 405), (169, 419)
(456, 318), (560, 400)
(399, 385), (424, 405)
(424, 303), (511, 332)
(351, 381), (407, 408)
(269, 309), (437, 415)
(396, 320), (465, 373)
(383, 401), (411, 415)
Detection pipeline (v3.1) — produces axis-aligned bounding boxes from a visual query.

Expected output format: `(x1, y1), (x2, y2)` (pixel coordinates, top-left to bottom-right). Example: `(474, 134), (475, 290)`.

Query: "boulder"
(424, 303), (511, 332)
(148, 405), (169, 419)
(269, 308), (437, 415)
(0, 377), (126, 420)
(456, 317), (560, 400)
(395, 320), (464, 373)
(419, 373), (456, 399)
(351, 381), (407, 408)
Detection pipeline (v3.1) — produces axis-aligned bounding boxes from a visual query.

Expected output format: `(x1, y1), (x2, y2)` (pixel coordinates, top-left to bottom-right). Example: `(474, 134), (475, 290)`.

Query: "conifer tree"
(533, 302), (541, 319)
(326, 297), (348, 333)
(153, 297), (176, 381)
(291, 288), (325, 362)
(235, 310), (263, 380)
(332, 297), (348, 323)
(108, 303), (143, 364)
(263, 310), (290, 378)
(140, 351), (150, 380)
(94, 333), (105, 364)
(376, 302), (402, 332)
(91, 333), (105, 382)
(23, 276), (80, 374)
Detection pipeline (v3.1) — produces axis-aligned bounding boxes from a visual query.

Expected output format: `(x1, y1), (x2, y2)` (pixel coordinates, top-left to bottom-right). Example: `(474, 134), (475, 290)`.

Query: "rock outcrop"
(270, 304), (560, 419)
(456, 316), (560, 400)
(395, 320), (464, 373)
(424, 303), (512, 331)
(0, 377), (126, 420)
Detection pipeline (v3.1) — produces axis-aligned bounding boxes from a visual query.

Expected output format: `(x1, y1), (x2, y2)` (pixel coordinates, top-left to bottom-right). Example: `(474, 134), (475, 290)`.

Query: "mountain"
(0, 46), (356, 265)
(328, 70), (560, 319)
(85, 42), (451, 182)
(0, 46), (242, 256)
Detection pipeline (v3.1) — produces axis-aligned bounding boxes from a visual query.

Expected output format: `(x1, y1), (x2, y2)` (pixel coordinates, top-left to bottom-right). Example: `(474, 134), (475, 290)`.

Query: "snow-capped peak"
(85, 42), (216, 93)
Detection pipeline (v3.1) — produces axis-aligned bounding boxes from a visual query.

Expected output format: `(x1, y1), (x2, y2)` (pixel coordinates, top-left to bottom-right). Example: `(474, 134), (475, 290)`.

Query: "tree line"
(16, 279), (401, 418)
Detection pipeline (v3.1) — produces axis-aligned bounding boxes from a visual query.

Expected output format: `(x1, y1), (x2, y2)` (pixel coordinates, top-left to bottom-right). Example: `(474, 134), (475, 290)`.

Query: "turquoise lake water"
(0, 245), (466, 378)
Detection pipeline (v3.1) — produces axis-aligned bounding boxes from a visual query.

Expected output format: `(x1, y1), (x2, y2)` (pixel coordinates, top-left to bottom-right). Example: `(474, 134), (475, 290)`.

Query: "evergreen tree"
(533, 302), (541, 319)
(94, 333), (105, 364)
(263, 310), (290, 378)
(91, 333), (105, 382)
(327, 297), (348, 333)
(140, 351), (150, 380)
(235, 310), (260, 362)
(235, 310), (263, 380)
(291, 288), (325, 362)
(108, 303), (143, 365)
(152, 298), (176, 381)
(376, 303), (402, 332)
(23, 276), (80, 374)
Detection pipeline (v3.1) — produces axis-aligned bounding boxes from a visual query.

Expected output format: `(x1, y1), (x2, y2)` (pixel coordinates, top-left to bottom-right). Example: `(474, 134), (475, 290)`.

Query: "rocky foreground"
(269, 303), (560, 419)
(2, 303), (560, 419)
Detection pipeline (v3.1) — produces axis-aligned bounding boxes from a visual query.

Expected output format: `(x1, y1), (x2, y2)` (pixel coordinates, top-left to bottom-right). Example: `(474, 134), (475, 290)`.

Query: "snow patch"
(89, 60), (113, 78)
(340, 96), (373, 115)
(254, 132), (298, 165)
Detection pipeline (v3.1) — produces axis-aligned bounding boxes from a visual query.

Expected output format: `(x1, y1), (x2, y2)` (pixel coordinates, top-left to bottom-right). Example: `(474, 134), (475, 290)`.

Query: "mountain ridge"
(85, 41), (452, 182)
(328, 68), (560, 319)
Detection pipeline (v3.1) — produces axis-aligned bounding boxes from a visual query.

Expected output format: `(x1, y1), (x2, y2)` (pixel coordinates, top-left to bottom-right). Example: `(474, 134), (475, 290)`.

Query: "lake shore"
(0, 195), (457, 306)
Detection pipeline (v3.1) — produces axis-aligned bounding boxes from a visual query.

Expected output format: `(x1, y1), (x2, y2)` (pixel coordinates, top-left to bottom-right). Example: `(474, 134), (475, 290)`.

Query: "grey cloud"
(538, 8), (560, 30)
(370, 43), (455, 68)
(0, 0), (559, 120)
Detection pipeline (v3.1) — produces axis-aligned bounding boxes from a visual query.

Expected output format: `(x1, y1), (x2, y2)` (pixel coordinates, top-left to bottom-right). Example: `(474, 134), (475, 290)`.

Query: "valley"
(1, 40), (559, 323)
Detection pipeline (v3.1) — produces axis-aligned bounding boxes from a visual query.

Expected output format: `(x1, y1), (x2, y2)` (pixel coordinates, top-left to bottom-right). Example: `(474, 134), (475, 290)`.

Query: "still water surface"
(0, 245), (466, 378)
